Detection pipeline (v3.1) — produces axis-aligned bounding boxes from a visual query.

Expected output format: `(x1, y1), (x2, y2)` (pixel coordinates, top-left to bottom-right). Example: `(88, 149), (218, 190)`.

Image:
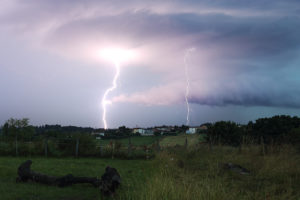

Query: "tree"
(180, 125), (189, 133)
(251, 115), (300, 144)
(154, 130), (161, 136)
(117, 126), (131, 136)
(206, 121), (244, 146)
(1, 118), (35, 141)
(286, 127), (300, 146)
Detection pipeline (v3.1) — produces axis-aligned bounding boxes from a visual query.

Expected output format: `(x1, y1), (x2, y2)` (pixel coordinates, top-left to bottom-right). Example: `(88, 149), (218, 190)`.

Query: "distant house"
(186, 125), (208, 134)
(156, 127), (168, 131)
(132, 128), (145, 135)
(154, 126), (176, 135)
(132, 128), (154, 136)
(132, 128), (142, 134)
(198, 125), (208, 133)
(186, 127), (198, 134)
(142, 129), (154, 136)
(91, 132), (105, 139)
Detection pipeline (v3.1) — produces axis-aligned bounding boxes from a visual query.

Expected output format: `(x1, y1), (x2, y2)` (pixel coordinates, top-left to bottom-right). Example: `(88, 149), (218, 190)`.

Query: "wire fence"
(0, 136), (192, 159)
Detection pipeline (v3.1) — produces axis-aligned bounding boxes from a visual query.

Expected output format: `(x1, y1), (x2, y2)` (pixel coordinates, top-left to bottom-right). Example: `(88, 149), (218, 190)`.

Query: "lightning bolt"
(184, 48), (195, 126)
(102, 61), (120, 129)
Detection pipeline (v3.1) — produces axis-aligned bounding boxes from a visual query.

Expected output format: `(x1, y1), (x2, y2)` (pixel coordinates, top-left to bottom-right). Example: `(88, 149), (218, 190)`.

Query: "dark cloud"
(45, 9), (300, 60)
(189, 89), (300, 108)
(1, 0), (300, 127)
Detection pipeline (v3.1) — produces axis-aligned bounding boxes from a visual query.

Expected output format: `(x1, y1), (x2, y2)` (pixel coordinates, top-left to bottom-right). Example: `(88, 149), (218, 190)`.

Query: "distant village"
(91, 125), (208, 139)
(0, 119), (209, 140)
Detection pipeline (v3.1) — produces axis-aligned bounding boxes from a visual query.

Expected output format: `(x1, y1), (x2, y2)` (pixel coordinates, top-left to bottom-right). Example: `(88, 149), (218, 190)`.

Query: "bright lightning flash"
(100, 48), (134, 129)
(184, 48), (195, 126)
(101, 61), (120, 130)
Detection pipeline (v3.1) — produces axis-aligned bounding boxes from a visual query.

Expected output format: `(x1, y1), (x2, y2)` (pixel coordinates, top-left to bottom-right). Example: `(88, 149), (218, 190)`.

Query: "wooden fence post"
(99, 144), (103, 157)
(270, 138), (274, 154)
(209, 135), (212, 151)
(75, 138), (79, 157)
(44, 139), (48, 157)
(112, 140), (115, 159)
(260, 136), (265, 156)
(128, 136), (132, 158)
(184, 136), (188, 149)
(156, 139), (160, 152)
(146, 147), (149, 160)
(238, 136), (244, 154)
(15, 135), (18, 157)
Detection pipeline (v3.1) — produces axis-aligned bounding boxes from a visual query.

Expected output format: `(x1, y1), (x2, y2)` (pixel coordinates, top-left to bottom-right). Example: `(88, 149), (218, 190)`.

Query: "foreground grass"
(143, 145), (300, 200)
(159, 134), (202, 147)
(1, 144), (299, 200)
(97, 136), (158, 147)
(0, 157), (155, 200)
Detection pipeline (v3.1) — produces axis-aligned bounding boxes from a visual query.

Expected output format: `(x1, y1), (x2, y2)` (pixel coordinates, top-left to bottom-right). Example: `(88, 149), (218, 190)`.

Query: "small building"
(132, 128), (142, 134)
(132, 128), (154, 136)
(186, 127), (198, 134)
(154, 126), (175, 135)
(186, 125), (208, 134)
(91, 132), (105, 139)
(142, 129), (154, 136)
(198, 125), (208, 133)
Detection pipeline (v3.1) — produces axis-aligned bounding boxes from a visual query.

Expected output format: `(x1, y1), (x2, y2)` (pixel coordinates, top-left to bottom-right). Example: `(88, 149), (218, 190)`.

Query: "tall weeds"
(132, 145), (300, 200)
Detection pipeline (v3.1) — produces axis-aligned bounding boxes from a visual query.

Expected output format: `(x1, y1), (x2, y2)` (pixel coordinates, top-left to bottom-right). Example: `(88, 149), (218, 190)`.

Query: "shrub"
(206, 121), (244, 146)
(0, 142), (13, 155)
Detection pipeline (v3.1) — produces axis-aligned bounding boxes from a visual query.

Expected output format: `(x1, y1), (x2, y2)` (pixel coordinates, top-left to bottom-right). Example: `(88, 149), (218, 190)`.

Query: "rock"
(177, 160), (184, 168)
(99, 166), (121, 196)
(223, 162), (250, 175)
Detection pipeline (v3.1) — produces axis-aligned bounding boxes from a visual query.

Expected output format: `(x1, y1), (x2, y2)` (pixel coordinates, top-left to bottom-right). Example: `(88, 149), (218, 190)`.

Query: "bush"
(47, 140), (62, 157)
(0, 142), (14, 155)
(286, 128), (300, 147)
(206, 121), (244, 146)
(251, 115), (300, 144)
(77, 134), (97, 156)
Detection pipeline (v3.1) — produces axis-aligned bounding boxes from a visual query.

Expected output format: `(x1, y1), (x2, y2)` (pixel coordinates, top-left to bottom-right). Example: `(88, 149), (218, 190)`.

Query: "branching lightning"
(100, 47), (134, 129)
(184, 48), (195, 126)
(102, 61), (120, 129)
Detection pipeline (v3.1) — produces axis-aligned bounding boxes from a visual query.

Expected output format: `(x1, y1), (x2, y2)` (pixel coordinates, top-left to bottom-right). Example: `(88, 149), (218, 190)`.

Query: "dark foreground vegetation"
(205, 115), (300, 148)
(0, 118), (159, 158)
(150, 144), (300, 200)
(0, 144), (299, 200)
(1, 115), (300, 157)
(0, 115), (300, 199)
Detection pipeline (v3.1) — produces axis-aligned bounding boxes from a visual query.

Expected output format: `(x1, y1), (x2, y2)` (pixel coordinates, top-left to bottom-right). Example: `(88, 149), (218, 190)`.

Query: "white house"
(133, 128), (154, 136)
(137, 128), (146, 134)
(91, 132), (105, 139)
(186, 125), (208, 134)
(186, 127), (197, 134)
(142, 129), (154, 136)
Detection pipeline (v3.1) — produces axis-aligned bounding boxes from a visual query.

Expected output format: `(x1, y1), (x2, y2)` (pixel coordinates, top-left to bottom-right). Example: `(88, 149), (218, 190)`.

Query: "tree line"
(1, 115), (300, 147)
(205, 115), (300, 147)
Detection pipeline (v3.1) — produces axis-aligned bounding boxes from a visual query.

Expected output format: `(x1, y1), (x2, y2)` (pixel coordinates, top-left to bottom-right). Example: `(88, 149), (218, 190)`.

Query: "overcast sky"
(1, 0), (300, 128)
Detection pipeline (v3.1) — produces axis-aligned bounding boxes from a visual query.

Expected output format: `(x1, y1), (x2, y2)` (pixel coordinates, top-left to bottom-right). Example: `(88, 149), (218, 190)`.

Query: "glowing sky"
(1, 0), (300, 128)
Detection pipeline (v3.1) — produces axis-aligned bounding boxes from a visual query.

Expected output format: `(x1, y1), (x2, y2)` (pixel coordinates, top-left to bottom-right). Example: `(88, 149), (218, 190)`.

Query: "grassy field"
(159, 134), (203, 147)
(148, 145), (300, 200)
(97, 136), (158, 147)
(0, 157), (155, 200)
(97, 134), (203, 148)
(1, 143), (300, 200)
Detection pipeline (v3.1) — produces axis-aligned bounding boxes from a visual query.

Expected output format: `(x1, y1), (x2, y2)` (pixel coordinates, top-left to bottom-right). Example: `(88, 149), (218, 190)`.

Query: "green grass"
(159, 134), (202, 147)
(97, 136), (158, 147)
(144, 144), (300, 200)
(1, 144), (299, 200)
(0, 157), (155, 200)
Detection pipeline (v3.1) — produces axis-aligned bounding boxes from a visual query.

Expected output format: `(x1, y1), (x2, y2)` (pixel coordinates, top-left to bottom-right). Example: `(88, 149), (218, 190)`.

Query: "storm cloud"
(1, 0), (300, 127)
